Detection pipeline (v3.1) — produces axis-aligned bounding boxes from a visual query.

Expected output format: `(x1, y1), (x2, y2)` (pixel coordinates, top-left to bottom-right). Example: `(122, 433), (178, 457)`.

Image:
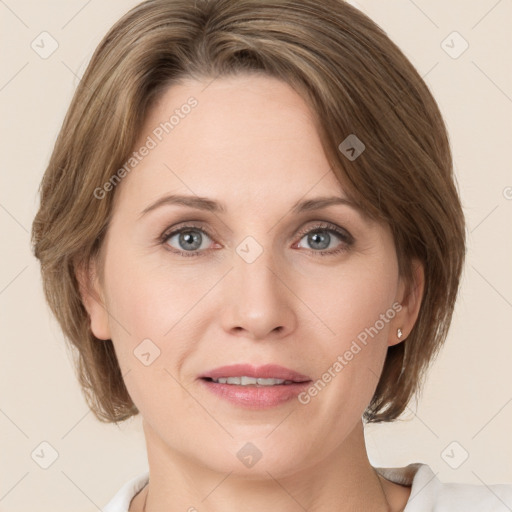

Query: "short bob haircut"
(31, 0), (465, 424)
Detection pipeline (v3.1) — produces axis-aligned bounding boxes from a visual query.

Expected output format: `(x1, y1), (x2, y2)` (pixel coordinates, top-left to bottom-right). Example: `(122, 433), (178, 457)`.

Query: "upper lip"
(200, 364), (311, 382)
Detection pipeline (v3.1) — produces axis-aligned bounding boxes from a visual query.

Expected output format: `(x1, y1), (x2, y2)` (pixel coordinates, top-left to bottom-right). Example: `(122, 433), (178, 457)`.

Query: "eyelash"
(158, 221), (354, 258)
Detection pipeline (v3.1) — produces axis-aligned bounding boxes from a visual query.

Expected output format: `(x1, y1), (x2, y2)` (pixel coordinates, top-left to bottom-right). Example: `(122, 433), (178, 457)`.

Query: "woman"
(31, 0), (512, 510)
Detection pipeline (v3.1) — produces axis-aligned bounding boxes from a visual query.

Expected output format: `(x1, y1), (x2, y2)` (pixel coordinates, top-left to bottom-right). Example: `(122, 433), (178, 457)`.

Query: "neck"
(133, 420), (406, 512)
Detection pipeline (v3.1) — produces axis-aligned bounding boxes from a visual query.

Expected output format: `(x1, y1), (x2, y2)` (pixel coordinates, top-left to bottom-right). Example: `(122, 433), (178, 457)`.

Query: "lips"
(200, 364), (311, 383)
(199, 364), (312, 408)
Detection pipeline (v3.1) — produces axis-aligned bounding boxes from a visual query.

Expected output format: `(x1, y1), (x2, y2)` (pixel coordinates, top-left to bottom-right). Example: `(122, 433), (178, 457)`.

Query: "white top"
(102, 463), (512, 511)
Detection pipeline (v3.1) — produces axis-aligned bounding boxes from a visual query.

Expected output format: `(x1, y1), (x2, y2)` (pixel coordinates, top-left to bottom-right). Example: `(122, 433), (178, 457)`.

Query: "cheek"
(101, 262), (198, 434)
(297, 257), (397, 419)
(304, 254), (398, 348)
(100, 248), (217, 409)
(102, 245), (208, 343)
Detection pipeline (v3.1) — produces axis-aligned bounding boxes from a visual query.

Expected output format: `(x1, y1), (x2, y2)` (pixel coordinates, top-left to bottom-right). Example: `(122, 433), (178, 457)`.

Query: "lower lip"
(199, 379), (311, 409)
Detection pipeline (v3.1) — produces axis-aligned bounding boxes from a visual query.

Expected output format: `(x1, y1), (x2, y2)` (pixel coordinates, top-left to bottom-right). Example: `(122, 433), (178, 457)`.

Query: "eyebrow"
(138, 193), (362, 218)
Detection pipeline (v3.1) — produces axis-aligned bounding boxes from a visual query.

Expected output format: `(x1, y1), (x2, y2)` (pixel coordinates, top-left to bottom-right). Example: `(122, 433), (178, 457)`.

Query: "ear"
(389, 259), (425, 347)
(75, 258), (111, 340)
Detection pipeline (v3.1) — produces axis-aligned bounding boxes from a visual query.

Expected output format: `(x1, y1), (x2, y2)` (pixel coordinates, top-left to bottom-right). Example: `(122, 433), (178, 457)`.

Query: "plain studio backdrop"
(1, 0), (511, 510)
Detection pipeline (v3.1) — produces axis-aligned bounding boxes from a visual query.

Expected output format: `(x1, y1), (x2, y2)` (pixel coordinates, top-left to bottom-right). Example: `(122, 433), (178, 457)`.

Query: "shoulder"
(376, 463), (512, 511)
(102, 471), (149, 512)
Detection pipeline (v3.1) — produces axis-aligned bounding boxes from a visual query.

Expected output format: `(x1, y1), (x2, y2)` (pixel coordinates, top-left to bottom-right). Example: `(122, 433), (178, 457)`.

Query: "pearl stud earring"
(397, 328), (403, 339)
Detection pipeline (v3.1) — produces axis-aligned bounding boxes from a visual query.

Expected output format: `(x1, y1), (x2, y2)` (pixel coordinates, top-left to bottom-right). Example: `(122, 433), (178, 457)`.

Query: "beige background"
(1, 0), (511, 510)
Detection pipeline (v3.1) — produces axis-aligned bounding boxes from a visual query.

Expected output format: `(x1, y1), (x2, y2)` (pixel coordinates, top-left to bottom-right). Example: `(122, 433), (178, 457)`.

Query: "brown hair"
(31, 0), (465, 424)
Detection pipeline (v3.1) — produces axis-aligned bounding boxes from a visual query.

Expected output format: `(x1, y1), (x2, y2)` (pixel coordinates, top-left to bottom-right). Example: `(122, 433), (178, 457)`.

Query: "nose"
(220, 246), (297, 341)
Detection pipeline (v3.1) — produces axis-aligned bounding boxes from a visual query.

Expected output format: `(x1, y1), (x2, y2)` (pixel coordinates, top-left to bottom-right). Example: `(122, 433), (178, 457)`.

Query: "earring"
(397, 328), (403, 339)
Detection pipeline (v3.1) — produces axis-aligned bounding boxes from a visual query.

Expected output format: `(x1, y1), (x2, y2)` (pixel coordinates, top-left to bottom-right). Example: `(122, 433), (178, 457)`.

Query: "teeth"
(212, 376), (291, 386)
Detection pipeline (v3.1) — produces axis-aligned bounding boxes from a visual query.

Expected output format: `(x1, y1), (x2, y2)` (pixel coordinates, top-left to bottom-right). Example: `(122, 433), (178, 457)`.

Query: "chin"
(189, 434), (312, 479)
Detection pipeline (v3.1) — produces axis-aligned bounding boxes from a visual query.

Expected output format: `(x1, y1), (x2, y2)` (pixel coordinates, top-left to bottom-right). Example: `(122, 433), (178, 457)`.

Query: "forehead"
(114, 74), (348, 214)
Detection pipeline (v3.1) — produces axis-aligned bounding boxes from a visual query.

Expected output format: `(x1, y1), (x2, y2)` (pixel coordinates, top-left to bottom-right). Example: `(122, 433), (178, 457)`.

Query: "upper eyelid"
(161, 221), (215, 239)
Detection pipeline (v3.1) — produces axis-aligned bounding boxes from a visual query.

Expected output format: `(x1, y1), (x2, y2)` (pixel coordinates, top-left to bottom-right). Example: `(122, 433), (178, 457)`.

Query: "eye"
(161, 225), (215, 257)
(295, 222), (354, 256)
(159, 221), (354, 258)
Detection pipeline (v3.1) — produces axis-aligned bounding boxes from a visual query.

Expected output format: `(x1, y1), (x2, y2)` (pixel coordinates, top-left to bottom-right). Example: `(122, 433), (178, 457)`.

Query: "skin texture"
(80, 74), (424, 511)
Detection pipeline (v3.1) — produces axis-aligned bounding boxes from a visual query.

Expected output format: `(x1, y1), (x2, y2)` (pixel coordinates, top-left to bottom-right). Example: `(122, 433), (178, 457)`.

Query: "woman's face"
(85, 73), (420, 477)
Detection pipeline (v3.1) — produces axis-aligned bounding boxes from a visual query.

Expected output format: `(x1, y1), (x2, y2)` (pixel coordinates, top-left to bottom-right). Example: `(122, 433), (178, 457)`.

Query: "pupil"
(309, 231), (329, 250)
(180, 230), (201, 250)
